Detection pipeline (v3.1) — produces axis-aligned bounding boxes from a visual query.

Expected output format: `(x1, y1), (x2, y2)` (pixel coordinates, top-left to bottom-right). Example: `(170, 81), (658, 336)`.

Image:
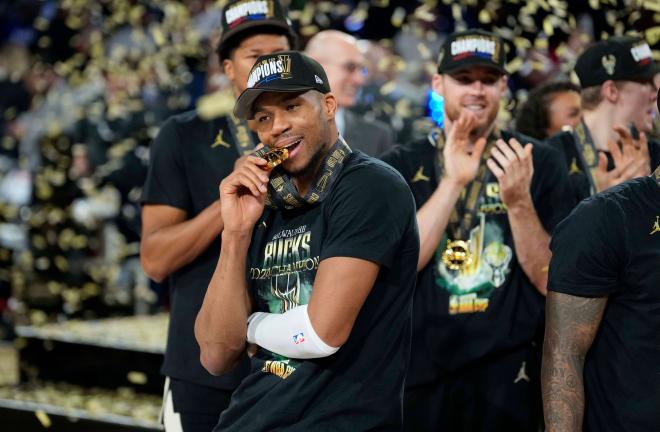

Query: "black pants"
(167, 378), (234, 432)
(403, 343), (543, 432)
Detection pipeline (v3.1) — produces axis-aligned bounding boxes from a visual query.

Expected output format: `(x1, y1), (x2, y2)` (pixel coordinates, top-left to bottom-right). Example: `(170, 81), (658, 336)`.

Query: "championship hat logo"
(450, 35), (500, 62)
(630, 41), (652, 66)
(225, 0), (274, 28)
(247, 54), (293, 88)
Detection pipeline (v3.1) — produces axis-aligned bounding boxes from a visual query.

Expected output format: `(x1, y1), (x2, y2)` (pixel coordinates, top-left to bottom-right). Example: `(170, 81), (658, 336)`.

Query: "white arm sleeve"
(246, 304), (340, 359)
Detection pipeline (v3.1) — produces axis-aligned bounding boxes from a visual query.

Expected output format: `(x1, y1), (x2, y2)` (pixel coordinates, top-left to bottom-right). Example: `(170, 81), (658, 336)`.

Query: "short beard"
(284, 142), (328, 179)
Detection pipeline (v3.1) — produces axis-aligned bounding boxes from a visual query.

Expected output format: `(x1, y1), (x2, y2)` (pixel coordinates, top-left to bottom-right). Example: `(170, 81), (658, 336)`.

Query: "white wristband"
(246, 305), (339, 359)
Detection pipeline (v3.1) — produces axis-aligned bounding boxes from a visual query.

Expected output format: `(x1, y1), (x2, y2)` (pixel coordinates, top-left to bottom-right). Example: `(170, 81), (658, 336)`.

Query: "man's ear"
(601, 80), (619, 104)
(323, 92), (337, 119)
(498, 74), (508, 93)
(431, 73), (444, 97)
(223, 59), (235, 81)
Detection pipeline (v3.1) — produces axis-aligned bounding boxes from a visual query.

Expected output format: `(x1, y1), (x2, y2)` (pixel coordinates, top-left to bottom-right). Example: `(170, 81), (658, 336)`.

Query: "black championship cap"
(437, 29), (507, 74)
(575, 36), (659, 88)
(234, 51), (331, 119)
(217, 0), (296, 60)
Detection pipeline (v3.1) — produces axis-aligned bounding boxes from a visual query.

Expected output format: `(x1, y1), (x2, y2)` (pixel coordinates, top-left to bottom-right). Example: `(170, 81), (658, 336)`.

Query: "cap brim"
(234, 85), (315, 119)
(632, 62), (660, 81)
(440, 58), (507, 75)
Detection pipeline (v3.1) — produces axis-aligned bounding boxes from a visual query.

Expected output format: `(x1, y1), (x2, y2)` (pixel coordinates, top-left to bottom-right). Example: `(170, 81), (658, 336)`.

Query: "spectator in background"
(515, 81), (582, 140)
(140, 1), (296, 431)
(305, 30), (395, 156)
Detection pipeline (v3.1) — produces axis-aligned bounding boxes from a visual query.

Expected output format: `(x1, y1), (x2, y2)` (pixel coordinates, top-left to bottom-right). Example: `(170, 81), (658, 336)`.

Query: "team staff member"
(195, 51), (419, 431)
(140, 1), (295, 430)
(304, 30), (396, 156)
(381, 29), (574, 431)
(548, 36), (659, 201)
(542, 160), (660, 430)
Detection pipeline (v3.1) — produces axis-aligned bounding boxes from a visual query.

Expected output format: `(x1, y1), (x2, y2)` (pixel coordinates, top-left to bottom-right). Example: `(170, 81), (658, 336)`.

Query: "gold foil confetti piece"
(35, 410), (52, 428)
(646, 26), (660, 45)
(127, 371), (148, 385)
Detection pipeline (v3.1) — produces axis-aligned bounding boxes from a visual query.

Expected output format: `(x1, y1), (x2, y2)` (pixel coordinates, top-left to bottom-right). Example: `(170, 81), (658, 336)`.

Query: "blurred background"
(0, 0), (658, 430)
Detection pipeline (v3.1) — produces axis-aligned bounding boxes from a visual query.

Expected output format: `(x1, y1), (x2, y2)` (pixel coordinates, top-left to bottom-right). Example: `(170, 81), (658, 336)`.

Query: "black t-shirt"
(216, 152), (419, 432)
(380, 131), (574, 386)
(547, 128), (660, 202)
(548, 176), (660, 432)
(141, 110), (252, 394)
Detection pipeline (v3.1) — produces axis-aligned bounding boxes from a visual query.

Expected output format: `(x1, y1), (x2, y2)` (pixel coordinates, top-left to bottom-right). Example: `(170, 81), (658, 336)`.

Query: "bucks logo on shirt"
(249, 223), (319, 378)
(434, 182), (513, 315)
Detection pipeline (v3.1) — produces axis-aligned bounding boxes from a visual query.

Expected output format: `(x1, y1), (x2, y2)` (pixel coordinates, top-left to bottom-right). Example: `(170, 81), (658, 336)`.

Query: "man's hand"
(594, 127), (650, 192)
(234, 143), (266, 169)
(442, 110), (488, 187)
(486, 138), (534, 208)
(220, 156), (270, 234)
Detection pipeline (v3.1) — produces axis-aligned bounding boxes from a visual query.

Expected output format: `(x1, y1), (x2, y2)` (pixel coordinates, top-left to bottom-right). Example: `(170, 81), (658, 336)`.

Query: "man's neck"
(232, 84), (242, 99)
(291, 131), (339, 196)
(443, 116), (496, 151)
(583, 108), (617, 152)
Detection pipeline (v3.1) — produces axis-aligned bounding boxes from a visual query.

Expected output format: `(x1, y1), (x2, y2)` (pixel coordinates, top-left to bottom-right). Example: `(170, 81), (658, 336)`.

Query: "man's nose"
(271, 112), (292, 136)
(468, 80), (486, 94)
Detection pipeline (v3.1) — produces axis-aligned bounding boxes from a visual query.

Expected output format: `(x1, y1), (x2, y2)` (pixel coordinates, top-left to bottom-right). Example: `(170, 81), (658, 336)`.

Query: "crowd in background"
(0, 0), (658, 335)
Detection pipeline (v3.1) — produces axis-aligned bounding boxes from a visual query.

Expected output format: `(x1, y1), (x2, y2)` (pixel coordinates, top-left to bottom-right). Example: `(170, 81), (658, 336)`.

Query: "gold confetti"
(646, 26), (660, 45)
(413, 5), (436, 22)
(391, 7), (406, 27)
(127, 371), (148, 385)
(37, 36), (51, 49)
(33, 16), (50, 31)
(35, 410), (52, 428)
(543, 17), (554, 36)
(644, 1), (660, 12)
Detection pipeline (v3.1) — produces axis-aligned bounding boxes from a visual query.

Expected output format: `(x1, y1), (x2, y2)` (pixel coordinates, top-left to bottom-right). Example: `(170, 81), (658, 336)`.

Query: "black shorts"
(166, 378), (233, 432)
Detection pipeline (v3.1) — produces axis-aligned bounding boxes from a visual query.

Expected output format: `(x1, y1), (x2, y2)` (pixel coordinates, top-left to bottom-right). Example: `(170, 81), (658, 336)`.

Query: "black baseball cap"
(437, 29), (507, 75)
(217, 0), (297, 61)
(234, 51), (331, 119)
(575, 36), (659, 88)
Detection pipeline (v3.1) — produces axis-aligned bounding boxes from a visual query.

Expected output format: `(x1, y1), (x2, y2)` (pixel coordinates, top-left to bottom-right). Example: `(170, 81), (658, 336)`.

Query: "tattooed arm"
(541, 291), (607, 431)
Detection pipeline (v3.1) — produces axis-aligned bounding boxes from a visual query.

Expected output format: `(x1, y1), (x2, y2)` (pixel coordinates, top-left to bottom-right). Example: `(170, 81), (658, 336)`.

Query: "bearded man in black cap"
(381, 29), (574, 431)
(541, 90), (660, 432)
(548, 36), (659, 202)
(140, 2), (295, 430)
(195, 50), (419, 431)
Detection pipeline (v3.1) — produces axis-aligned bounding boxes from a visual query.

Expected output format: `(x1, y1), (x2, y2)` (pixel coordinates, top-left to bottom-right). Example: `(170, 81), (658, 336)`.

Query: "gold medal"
(254, 147), (289, 169)
(442, 239), (473, 271)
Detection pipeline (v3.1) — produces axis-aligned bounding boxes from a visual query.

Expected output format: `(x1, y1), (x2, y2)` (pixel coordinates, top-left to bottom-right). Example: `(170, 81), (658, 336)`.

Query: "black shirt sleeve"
(529, 140), (577, 233)
(141, 117), (192, 211)
(320, 159), (417, 268)
(379, 144), (411, 177)
(548, 195), (628, 297)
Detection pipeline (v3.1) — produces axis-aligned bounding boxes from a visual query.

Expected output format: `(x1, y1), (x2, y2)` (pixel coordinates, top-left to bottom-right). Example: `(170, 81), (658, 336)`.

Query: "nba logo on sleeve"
(292, 332), (305, 344)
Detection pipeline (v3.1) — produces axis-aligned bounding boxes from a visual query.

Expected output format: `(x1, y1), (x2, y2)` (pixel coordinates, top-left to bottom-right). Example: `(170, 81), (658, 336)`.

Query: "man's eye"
(256, 115), (270, 123)
(286, 104), (298, 111)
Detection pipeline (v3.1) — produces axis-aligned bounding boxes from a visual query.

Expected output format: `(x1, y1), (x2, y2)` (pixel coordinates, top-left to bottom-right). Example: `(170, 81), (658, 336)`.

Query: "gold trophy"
(254, 146), (289, 169)
(442, 239), (473, 271)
